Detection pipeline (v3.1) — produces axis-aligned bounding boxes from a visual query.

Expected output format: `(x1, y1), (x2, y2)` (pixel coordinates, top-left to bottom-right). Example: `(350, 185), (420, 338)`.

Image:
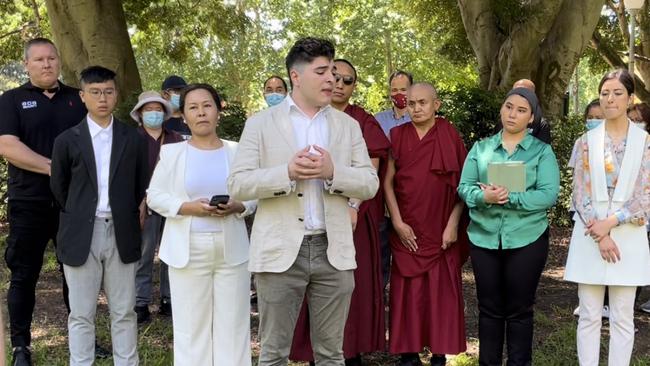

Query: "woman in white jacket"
(147, 83), (255, 366)
(565, 69), (650, 366)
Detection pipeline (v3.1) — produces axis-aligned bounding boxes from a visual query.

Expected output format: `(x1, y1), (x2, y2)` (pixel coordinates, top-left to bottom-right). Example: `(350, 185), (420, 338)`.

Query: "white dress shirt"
(285, 95), (329, 232)
(87, 115), (113, 217)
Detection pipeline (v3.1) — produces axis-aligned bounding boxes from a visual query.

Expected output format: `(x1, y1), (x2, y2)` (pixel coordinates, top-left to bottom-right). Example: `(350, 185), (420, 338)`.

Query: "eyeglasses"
(85, 88), (116, 98)
(335, 74), (355, 86)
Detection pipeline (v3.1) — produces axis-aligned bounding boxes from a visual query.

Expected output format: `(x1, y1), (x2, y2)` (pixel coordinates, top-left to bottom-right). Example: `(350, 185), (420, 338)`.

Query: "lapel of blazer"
(272, 104), (297, 151)
(109, 118), (128, 186)
(326, 109), (342, 153)
(75, 118), (98, 194)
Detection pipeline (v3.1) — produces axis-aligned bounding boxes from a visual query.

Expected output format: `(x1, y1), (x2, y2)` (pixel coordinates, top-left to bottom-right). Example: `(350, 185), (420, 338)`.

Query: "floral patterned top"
(569, 133), (650, 226)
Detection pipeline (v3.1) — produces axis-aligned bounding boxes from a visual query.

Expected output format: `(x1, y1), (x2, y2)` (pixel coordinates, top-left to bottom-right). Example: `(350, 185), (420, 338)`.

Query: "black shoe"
(430, 354), (446, 366)
(135, 305), (151, 323)
(345, 355), (362, 366)
(159, 298), (172, 316)
(95, 342), (111, 359)
(12, 346), (32, 366)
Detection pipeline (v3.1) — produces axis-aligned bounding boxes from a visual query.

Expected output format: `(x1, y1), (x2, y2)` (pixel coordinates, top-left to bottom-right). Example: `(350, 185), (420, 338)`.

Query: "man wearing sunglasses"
(289, 58), (390, 366)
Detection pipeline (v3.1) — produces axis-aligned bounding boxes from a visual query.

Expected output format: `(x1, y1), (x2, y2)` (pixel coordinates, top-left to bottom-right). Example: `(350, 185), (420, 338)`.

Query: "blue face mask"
(585, 119), (603, 130)
(142, 111), (165, 128)
(170, 93), (181, 110)
(264, 93), (285, 107)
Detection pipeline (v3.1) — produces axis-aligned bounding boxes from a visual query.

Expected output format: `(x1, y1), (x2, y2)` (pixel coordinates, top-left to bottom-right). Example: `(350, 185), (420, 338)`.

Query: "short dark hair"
(263, 75), (287, 91)
(285, 37), (335, 87)
(180, 83), (223, 113)
(389, 70), (413, 86)
(598, 69), (634, 95)
(79, 66), (116, 87)
(583, 98), (601, 120)
(334, 58), (357, 80)
(24, 37), (57, 60)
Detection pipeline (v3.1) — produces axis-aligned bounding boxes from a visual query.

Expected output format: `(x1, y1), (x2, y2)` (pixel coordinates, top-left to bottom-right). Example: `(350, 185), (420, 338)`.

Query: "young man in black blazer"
(50, 66), (147, 365)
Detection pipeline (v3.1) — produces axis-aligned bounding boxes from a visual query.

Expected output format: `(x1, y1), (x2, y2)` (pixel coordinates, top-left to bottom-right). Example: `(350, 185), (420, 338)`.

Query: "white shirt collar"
(87, 114), (114, 138)
(284, 94), (331, 120)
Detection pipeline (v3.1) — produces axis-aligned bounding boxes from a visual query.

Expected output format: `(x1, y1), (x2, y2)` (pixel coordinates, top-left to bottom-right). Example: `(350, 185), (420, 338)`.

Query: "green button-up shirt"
(458, 132), (560, 249)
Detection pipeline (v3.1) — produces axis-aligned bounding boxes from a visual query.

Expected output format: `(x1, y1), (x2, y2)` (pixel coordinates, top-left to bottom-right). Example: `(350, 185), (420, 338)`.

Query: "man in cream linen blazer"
(228, 37), (379, 365)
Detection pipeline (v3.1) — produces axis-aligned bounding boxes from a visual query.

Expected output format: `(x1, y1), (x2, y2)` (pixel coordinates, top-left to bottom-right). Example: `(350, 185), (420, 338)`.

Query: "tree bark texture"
(44, 0), (141, 103)
(458, 0), (604, 117)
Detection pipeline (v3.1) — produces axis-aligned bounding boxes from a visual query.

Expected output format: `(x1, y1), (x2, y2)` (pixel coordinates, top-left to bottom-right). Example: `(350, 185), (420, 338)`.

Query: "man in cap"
(161, 75), (191, 139)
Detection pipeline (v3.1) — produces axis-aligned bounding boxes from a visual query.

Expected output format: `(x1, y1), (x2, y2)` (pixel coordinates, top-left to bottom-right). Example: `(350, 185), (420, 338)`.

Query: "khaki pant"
(256, 234), (354, 366)
(64, 218), (138, 366)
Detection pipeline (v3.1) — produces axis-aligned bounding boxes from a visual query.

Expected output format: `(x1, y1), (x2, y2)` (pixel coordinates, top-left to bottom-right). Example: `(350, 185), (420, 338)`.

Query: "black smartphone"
(209, 195), (230, 207)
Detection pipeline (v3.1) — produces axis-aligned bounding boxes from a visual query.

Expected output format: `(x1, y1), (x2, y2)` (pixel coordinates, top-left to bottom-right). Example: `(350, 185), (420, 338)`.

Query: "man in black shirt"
(0, 38), (87, 366)
(160, 75), (191, 139)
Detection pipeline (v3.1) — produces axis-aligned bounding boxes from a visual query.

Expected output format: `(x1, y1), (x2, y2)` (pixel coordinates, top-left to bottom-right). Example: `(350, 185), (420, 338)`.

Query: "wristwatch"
(347, 200), (360, 211)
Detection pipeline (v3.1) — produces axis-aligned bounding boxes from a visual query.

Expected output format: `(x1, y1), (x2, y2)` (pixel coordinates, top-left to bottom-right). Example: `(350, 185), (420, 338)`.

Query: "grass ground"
(1, 227), (650, 365)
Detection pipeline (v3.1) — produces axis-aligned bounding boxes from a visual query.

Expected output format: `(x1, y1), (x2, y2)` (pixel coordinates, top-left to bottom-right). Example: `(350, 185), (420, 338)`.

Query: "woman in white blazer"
(565, 69), (650, 366)
(147, 84), (255, 366)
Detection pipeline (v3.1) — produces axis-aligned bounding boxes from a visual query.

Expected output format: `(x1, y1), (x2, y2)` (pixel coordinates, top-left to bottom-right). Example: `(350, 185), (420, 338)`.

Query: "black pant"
(5, 200), (69, 347)
(470, 229), (549, 366)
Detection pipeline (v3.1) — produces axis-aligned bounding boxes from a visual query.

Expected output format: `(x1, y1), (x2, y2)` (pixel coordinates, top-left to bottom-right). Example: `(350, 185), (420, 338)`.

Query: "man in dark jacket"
(50, 65), (147, 365)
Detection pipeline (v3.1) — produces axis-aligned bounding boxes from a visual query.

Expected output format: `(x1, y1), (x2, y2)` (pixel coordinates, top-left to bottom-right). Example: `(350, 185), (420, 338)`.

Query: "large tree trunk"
(44, 0), (141, 103)
(457, 0), (604, 118)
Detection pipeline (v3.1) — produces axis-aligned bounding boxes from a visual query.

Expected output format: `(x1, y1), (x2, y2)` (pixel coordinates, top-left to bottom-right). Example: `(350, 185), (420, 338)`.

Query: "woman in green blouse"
(458, 87), (560, 366)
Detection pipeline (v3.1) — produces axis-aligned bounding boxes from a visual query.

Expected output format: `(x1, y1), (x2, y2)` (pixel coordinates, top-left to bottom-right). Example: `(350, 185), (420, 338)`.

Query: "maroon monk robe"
(388, 117), (468, 355)
(289, 104), (391, 361)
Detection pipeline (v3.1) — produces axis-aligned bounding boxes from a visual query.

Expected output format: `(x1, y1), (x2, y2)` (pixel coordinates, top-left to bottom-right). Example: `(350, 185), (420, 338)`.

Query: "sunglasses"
(335, 74), (355, 86)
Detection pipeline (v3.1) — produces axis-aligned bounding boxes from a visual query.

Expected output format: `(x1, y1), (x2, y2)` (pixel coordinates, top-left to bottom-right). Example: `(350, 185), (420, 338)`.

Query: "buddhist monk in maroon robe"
(384, 82), (468, 366)
(289, 59), (390, 365)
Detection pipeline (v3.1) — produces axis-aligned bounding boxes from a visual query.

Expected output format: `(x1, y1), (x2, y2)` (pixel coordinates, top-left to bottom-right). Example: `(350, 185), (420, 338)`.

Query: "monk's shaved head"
(512, 79), (536, 92)
(408, 82), (438, 100)
(407, 82), (441, 126)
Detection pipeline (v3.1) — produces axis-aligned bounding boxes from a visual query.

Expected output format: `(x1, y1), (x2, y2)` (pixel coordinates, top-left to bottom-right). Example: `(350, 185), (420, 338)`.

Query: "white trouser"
(64, 218), (139, 366)
(169, 232), (251, 366)
(577, 284), (636, 366)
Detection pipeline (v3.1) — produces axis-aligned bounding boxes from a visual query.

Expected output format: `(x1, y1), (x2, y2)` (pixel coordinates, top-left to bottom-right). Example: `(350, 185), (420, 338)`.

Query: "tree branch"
(592, 30), (650, 102)
(29, 0), (41, 29)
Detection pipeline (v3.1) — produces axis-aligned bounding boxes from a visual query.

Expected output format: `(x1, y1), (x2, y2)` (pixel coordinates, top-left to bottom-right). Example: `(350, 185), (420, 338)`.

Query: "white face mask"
(585, 119), (603, 130)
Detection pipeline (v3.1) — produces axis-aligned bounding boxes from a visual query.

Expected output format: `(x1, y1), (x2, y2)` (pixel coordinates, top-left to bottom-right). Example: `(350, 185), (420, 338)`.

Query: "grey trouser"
(135, 213), (170, 307)
(256, 234), (354, 366)
(64, 218), (138, 366)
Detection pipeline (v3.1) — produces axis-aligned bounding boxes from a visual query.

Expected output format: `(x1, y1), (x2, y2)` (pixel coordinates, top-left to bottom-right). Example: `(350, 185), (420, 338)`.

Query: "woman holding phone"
(564, 69), (650, 366)
(147, 83), (256, 366)
(458, 87), (560, 366)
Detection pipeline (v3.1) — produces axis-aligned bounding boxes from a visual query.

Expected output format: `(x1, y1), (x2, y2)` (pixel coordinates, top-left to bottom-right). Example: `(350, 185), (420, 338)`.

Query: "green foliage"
(219, 102), (247, 141)
(0, 0), (51, 66)
(548, 115), (585, 228)
(438, 85), (505, 145)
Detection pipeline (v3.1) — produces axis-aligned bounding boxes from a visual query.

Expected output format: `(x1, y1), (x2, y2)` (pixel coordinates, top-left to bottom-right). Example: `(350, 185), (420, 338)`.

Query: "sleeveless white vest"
(564, 122), (650, 285)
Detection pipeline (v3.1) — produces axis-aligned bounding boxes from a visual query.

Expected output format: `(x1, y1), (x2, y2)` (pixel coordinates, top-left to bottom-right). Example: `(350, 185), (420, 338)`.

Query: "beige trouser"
(577, 284), (636, 366)
(256, 234), (355, 366)
(64, 217), (138, 366)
